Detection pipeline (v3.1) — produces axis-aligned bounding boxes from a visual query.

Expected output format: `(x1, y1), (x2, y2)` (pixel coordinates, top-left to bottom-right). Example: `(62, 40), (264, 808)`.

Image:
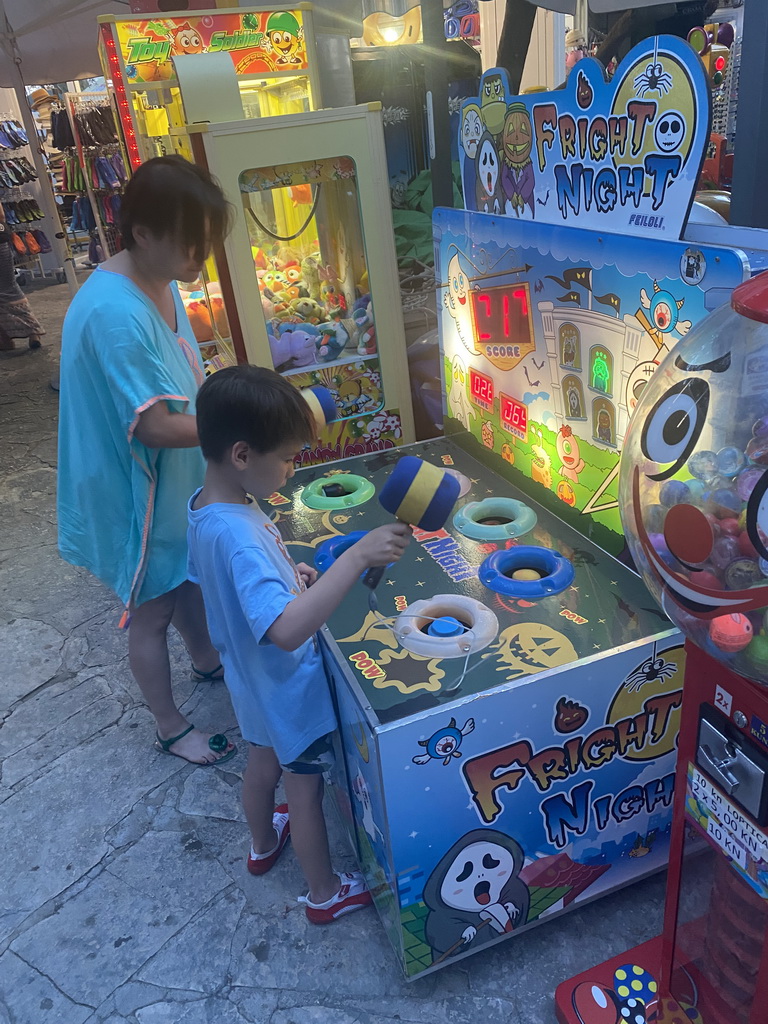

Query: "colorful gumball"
(571, 981), (620, 1024)
(718, 517), (740, 536)
(709, 612), (753, 653)
(616, 996), (647, 1024)
(613, 964), (658, 1006)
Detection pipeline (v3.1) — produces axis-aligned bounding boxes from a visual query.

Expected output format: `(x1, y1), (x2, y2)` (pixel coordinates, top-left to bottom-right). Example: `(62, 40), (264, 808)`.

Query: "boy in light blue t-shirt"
(188, 364), (410, 923)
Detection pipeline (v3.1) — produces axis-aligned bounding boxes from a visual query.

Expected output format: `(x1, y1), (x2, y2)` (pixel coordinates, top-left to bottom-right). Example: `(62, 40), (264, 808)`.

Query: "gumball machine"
(555, 273), (768, 1024)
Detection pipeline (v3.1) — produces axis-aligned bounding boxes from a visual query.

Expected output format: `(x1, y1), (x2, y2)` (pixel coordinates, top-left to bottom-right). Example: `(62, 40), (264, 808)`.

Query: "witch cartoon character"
(501, 103), (536, 218)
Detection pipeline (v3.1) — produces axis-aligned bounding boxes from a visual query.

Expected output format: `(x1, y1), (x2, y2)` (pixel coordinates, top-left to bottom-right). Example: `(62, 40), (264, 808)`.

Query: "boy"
(188, 365), (410, 922)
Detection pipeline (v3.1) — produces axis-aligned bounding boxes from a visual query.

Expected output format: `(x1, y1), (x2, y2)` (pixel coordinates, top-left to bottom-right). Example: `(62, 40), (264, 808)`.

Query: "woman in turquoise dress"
(58, 156), (236, 766)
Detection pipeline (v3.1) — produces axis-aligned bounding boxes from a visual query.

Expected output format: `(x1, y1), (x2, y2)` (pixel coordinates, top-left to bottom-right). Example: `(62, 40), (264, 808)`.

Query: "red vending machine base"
(555, 643), (768, 1024)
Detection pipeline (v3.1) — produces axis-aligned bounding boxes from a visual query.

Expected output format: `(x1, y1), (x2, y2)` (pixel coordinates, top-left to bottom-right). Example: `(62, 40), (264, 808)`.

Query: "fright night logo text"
(533, 102), (682, 219)
(462, 688), (682, 848)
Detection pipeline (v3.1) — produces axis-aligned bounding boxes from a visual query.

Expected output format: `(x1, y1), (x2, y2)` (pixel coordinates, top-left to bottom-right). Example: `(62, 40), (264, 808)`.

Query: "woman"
(0, 200), (43, 350)
(58, 155), (236, 766)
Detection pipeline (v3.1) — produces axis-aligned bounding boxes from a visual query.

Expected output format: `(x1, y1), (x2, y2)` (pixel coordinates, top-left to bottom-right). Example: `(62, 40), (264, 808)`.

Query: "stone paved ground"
(0, 280), (666, 1024)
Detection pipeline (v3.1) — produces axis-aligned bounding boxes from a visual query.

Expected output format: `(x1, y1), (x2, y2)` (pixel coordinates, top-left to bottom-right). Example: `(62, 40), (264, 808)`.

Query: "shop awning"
(0, 0), (126, 89)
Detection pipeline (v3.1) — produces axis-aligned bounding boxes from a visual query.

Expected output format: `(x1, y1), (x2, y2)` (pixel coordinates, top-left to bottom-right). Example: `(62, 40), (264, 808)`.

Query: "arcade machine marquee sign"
(440, 35), (748, 554)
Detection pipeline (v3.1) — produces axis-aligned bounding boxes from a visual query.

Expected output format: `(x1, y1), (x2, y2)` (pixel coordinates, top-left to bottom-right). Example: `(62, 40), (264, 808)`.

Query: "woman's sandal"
(154, 724), (237, 766)
(191, 663), (225, 682)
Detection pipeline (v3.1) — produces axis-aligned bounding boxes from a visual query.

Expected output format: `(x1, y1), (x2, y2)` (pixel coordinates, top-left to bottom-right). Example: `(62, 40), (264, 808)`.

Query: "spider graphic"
(633, 61), (673, 98)
(624, 655), (677, 693)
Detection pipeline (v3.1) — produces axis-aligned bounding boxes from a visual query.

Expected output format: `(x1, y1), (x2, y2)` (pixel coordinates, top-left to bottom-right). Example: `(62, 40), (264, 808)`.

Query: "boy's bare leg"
(171, 579), (224, 675)
(243, 745), (283, 852)
(129, 586), (231, 764)
(283, 772), (338, 903)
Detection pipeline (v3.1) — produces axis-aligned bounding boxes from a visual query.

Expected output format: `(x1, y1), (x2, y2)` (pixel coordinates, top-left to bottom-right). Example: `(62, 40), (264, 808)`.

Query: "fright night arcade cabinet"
(262, 36), (748, 982)
(553, 276), (768, 1024)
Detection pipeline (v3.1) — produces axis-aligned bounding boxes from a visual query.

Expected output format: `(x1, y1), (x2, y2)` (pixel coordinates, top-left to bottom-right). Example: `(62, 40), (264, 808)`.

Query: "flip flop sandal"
(191, 663), (225, 682)
(154, 724), (236, 766)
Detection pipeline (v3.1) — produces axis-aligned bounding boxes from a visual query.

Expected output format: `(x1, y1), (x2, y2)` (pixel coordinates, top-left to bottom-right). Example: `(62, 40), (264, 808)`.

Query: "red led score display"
(469, 282), (535, 371)
(469, 367), (495, 411)
(500, 392), (528, 441)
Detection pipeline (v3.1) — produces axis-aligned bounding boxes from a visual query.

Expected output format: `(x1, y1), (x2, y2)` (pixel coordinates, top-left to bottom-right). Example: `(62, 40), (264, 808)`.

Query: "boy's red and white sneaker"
(298, 871), (373, 924)
(247, 804), (290, 876)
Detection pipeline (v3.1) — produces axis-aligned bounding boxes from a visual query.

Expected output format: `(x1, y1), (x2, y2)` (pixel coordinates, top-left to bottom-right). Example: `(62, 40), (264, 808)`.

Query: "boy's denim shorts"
(250, 732), (336, 775)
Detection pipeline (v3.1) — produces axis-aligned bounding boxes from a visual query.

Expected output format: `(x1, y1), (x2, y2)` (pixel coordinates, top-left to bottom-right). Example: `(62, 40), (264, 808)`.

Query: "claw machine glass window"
(183, 105), (415, 463)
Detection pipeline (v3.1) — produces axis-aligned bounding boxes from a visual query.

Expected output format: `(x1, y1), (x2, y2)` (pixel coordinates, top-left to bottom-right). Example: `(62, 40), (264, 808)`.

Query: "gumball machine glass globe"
(619, 272), (768, 685)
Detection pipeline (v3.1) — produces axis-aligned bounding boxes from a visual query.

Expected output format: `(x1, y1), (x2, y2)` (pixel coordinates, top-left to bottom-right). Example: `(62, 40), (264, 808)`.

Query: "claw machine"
(182, 103), (415, 463)
(96, 5), (322, 375)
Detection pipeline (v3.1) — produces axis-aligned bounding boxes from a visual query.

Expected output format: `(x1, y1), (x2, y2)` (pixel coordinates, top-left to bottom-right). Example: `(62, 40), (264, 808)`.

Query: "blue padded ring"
(479, 545), (574, 599)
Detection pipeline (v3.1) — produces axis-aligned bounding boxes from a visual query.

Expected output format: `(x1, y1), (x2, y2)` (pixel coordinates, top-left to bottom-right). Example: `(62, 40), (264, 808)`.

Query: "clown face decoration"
(619, 273), (768, 684)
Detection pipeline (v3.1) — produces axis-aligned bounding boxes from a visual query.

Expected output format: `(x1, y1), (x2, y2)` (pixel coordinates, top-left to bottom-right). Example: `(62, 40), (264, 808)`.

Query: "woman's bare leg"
(128, 586), (233, 764)
(171, 580), (223, 675)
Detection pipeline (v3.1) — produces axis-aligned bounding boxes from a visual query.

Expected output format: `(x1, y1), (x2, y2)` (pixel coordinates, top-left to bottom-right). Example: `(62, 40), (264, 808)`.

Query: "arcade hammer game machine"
(553, 1), (768, 1020)
(264, 32), (761, 983)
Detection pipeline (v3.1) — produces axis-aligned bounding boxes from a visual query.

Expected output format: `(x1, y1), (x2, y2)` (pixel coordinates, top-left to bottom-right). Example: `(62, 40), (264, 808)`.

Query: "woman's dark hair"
(120, 155), (231, 262)
(196, 364), (316, 462)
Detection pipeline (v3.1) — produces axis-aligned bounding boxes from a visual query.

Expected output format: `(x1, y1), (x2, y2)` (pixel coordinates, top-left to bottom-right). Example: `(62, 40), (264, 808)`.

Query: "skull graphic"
(654, 111), (685, 154)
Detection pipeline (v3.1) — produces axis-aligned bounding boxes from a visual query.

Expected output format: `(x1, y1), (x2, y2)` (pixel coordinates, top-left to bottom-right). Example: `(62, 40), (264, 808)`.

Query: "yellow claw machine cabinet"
(96, 5), (322, 374)
(182, 103), (415, 462)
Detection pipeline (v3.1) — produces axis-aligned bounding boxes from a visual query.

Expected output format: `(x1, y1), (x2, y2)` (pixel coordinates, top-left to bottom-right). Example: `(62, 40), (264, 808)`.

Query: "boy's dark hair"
(119, 155), (231, 263)
(196, 364), (316, 461)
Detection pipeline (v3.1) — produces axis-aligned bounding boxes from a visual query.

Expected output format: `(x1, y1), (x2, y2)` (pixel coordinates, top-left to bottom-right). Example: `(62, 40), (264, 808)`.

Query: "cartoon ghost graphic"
(475, 131), (503, 214)
(448, 355), (476, 429)
(443, 253), (477, 355)
(500, 104), (536, 217)
(423, 830), (530, 957)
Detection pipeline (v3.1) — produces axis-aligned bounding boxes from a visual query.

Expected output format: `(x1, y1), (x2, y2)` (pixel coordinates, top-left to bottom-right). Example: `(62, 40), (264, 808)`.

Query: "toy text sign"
(459, 35), (710, 239)
(115, 9), (308, 84)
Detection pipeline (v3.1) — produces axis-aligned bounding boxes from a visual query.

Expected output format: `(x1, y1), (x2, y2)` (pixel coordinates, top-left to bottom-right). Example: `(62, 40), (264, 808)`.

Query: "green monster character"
(500, 103), (536, 217)
(480, 73), (507, 136)
(265, 11), (303, 66)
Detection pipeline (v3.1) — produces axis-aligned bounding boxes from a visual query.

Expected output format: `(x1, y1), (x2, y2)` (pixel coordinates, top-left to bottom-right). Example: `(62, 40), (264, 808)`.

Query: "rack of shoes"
(62, 92), (124, 260)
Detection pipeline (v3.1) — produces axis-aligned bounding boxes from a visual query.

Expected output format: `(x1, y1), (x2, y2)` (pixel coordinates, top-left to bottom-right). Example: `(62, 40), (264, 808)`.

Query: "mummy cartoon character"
(475, 131), (503, 215)
(423, 830), (530, 956)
